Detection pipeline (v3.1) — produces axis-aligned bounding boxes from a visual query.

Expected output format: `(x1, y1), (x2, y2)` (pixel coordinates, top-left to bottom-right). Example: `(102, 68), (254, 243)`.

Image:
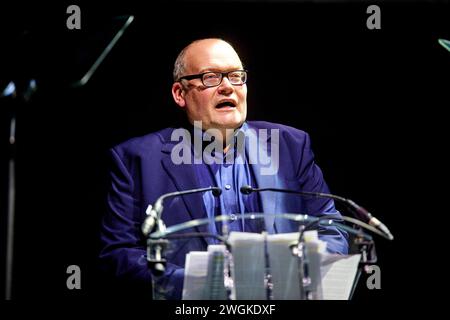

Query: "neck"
(220, 128), (237, 154)
(188, 121), (245, 154)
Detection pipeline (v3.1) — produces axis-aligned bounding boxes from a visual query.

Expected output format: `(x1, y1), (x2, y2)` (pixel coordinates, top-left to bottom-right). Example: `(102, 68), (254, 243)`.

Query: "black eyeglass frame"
(177, 70), (248, 87)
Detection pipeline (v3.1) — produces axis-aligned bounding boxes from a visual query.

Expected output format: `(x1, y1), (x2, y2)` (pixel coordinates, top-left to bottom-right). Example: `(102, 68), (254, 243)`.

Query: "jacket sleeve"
(99, 147), (184, 299)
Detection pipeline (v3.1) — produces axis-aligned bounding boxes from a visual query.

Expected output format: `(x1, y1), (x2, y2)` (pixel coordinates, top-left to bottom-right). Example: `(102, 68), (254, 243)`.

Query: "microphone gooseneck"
(143, 186), (222, 276)
(240, 185), (393, 240)
(142, 186), (222, 237)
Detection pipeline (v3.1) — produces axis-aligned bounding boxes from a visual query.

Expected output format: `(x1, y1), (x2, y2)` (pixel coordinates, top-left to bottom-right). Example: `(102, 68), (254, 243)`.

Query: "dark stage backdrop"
(0, 0), (448, 303)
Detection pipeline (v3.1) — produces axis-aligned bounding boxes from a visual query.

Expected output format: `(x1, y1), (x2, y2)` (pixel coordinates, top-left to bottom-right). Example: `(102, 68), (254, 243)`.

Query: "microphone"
(142, 186), (222, 237)
(240, 185), (393, 240)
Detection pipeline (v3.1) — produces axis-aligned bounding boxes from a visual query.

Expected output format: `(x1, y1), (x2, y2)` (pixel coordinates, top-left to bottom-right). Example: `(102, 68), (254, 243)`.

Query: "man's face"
(172, 40), (247, 132)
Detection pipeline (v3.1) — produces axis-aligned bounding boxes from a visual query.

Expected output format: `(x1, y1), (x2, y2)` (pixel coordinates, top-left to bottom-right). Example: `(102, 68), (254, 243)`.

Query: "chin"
(217, 116), (245, 129)
(216, 119), (244, 130)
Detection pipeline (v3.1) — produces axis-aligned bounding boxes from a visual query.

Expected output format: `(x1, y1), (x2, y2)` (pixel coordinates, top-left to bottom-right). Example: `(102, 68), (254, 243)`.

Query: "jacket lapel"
(160, 129), (210, 244)
(246, 125), (279, 233)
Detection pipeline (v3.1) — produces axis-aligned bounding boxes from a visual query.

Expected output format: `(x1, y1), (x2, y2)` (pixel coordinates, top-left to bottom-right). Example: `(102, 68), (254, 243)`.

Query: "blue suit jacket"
(99, 121), (348, 299)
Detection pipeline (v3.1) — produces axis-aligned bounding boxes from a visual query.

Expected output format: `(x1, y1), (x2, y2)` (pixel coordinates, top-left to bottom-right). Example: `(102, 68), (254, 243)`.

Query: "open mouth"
(215, 101), (236, 109)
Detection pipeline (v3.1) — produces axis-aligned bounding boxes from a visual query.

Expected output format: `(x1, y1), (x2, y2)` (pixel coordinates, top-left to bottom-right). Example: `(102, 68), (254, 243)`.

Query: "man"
(99, 38), (348, 299)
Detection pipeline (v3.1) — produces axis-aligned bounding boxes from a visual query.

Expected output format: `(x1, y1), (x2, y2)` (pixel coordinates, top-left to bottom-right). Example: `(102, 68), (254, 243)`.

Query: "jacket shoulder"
(111, 127), (174, 158)
(247, 121), (309, 139)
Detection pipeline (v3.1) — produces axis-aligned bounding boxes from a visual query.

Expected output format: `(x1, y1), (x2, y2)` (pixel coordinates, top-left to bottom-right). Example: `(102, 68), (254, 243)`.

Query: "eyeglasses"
(178, 70), (247, 88)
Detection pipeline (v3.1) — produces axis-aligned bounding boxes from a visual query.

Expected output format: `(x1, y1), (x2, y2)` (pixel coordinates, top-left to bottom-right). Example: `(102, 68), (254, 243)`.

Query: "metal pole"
(297, 225), (307, 300)
(5, 114), (16, 300)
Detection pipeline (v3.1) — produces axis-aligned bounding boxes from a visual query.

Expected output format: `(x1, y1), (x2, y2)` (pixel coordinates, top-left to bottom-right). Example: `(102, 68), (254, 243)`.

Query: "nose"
(217, 76), (234, 95)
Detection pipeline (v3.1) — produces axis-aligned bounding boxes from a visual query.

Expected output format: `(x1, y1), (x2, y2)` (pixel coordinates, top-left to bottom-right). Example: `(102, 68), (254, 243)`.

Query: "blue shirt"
(192, 123), (263, 241)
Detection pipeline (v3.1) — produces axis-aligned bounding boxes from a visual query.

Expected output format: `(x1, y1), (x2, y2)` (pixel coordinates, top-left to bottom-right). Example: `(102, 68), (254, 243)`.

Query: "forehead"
(184, 40), (243, 73)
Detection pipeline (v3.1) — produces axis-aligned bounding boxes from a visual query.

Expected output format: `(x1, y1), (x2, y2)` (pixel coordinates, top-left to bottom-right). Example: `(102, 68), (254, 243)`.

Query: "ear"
(171, 82), (186, 108)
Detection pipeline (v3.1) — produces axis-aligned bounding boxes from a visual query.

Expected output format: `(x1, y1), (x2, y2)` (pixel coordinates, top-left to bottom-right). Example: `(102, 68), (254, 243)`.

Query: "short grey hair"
(173, 38), (236, 82)
(172, 44), (190, 82)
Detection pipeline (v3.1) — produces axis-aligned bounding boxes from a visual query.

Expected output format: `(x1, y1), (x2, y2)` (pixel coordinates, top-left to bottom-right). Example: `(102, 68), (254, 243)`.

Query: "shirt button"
(230, 214), (237, 220)
(225, 184), (231, 190)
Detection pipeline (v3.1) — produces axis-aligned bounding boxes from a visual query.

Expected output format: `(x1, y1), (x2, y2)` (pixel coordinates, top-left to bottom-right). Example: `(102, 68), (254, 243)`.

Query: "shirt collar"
(190, 122), (248, 162)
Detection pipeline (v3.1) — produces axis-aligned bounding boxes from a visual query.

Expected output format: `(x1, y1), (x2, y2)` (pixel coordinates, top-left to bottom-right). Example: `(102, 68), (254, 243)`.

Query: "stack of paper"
(321, 253), (361, 300)
(204, 245), (228, 300)
(182, 245), (228, 300)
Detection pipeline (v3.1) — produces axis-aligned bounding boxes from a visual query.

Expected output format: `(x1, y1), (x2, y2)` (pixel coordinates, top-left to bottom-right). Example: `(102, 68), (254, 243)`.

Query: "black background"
(1, 0), (448, 306)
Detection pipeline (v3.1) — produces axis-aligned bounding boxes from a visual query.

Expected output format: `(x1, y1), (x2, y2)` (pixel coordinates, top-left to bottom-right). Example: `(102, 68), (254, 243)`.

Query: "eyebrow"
(197, 67), (243, 73)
